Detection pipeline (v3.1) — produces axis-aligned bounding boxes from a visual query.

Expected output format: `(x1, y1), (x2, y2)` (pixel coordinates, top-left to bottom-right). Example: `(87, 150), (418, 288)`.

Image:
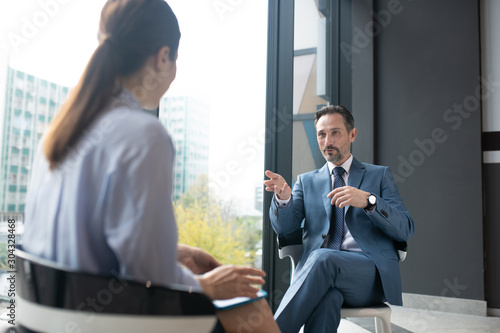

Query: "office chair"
(277, 229), (408, 333)
(15, 248), (218, 333)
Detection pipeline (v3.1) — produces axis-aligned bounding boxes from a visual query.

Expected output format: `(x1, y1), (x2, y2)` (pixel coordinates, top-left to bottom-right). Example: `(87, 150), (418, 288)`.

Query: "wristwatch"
(365, 194), (377, 210)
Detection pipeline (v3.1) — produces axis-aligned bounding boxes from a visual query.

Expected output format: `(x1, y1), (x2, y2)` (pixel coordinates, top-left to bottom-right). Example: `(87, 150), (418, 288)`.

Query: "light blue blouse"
(23, 89), (200, 289)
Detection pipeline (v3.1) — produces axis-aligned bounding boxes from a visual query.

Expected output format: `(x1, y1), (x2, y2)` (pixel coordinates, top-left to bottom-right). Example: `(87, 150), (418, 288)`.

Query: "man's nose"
(325, 134), (334, 145)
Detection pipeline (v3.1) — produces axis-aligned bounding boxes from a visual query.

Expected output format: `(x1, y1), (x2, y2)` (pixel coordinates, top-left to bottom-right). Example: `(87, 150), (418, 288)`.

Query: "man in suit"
(264, 105), (415, 332)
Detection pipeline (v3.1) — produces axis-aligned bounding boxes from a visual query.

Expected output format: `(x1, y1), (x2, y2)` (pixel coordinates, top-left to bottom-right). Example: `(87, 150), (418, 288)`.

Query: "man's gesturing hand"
(197, 265), (266, 300)
(264, 170), (292, 200)
(327, 186), (371, 209)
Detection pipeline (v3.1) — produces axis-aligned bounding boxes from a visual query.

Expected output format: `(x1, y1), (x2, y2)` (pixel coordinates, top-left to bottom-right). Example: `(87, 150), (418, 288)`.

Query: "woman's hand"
(196, 265), (266, 300)
(178, 244), (221, 274)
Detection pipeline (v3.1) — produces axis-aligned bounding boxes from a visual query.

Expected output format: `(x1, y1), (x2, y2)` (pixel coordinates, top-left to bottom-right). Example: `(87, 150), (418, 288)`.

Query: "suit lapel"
(315, 164), (333, 222)
(346, 157), (366, 215)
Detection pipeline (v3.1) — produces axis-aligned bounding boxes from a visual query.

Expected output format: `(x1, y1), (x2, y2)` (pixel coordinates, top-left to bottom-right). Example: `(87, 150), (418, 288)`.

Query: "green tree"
(174, 175), (254, 266)
(231, 215), (262, 264)
(0, 243), (8, 271)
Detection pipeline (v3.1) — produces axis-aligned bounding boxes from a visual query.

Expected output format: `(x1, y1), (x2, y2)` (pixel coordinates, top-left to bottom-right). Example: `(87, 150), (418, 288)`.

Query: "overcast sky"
(0, 0), (269, 215)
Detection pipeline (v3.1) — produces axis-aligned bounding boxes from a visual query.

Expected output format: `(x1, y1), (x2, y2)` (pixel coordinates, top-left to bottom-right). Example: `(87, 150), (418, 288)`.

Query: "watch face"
(369, 195), (376, 204)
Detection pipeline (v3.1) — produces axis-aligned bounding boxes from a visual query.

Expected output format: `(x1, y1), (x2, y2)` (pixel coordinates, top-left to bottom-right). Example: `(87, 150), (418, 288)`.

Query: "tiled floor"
(343, 305), (500, 333)
(1, 303), (499, 332)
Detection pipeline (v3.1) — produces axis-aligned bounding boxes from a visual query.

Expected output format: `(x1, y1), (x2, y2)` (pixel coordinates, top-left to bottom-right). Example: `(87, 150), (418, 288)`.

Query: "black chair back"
(15, 248), (217, 333)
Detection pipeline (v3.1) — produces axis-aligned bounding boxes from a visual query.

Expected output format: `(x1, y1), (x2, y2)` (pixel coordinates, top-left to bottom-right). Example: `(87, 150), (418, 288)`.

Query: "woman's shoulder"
(97, 102), (171, 144)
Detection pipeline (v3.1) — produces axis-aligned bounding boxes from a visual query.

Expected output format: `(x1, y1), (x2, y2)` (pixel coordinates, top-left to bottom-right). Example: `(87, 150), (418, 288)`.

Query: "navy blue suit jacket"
(270, 157), (415, 305)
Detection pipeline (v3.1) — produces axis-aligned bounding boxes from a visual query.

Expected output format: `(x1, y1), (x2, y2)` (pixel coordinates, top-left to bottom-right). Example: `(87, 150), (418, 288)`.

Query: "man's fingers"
(265, 170), (279, 179)
(327, 188), (341, 199)
(263, 180), (277, 188)
(330, 189), (357, 208)
(264, 170), (282, 192)
(265, 170), (291, 200)
(329, 188), (345, 206)
(328, 187), (370, 208)
(264, 180), (280, 193)
(264, 170), (274, 178)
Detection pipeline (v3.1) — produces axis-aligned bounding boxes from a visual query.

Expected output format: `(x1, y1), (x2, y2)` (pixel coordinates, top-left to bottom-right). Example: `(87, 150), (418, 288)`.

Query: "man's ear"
(350, 128), (358, 143)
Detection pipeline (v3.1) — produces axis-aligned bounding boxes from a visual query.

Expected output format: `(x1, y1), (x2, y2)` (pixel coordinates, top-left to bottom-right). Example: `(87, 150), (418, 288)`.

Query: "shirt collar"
(327, 154), (353, 176)
(108, 87), (143, 112)
(142, 108), (158, 117)
(118, 88), (159, 117)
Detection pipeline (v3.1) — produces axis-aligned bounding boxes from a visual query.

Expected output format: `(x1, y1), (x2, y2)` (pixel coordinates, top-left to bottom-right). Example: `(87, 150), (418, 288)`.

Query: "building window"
(9, 174), (17, 184)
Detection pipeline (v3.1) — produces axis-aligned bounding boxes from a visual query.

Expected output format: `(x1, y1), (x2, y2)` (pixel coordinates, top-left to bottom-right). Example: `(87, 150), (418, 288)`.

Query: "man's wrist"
(274, 193), (291, 208)
(365, 193), (377, 210)
(276, 192), (290, 201)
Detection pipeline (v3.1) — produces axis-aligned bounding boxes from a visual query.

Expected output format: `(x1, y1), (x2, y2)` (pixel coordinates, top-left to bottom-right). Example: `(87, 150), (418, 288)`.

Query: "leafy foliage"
(174, 175), (262, 267)
(0, 244), (9, 271)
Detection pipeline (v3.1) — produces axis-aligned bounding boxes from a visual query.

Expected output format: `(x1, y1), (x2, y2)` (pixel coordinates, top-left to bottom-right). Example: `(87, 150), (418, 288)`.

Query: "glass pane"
(0, 0), (267, 299)
(163, 0), (267, 268)
(293, 0), (329, 180)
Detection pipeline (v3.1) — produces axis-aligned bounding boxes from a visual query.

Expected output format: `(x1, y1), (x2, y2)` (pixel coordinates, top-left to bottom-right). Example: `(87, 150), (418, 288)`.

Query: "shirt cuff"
(177, 265), (203, 292)
(274, 193), (291, 209)
(364, 207), (375, 214)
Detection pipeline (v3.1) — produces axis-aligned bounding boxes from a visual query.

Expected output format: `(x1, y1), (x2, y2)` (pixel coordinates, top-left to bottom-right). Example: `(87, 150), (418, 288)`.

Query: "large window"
(0, 0), (267, 300)
(293, 0), (330, 179)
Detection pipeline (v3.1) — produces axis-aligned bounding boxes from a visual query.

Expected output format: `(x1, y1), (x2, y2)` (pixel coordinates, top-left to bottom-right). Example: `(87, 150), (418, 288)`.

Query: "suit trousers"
(275, 249), (385, 333)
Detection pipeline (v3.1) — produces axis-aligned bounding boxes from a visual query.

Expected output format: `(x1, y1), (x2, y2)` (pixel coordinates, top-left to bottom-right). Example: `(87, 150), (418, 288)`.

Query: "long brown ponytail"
(43, 0), (180, 170)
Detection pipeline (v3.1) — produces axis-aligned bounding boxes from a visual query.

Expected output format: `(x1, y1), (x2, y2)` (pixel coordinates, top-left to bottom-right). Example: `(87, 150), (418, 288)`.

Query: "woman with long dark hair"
(23, 0), (280, 331)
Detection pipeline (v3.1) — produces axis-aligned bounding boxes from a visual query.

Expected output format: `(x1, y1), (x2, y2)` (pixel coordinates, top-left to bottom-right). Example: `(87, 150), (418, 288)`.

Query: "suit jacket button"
(322, 233), (327, 239)
(273, 209), (277, 216)
(381, 210), (389, 218)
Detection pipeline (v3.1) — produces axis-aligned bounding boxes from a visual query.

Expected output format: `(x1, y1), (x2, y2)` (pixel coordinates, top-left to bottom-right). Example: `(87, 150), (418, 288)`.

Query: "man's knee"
(308, 250), (340, 275)
(322, 287), (344, 308)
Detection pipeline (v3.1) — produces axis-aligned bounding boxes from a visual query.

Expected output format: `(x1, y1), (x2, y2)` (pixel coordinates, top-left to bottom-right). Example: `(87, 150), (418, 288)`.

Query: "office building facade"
(0, 59), (69, 216)
(159, 96), (209, 201)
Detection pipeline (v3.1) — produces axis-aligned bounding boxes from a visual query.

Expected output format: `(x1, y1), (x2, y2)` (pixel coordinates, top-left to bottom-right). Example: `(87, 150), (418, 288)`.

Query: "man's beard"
(322, 146), (343, 163)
